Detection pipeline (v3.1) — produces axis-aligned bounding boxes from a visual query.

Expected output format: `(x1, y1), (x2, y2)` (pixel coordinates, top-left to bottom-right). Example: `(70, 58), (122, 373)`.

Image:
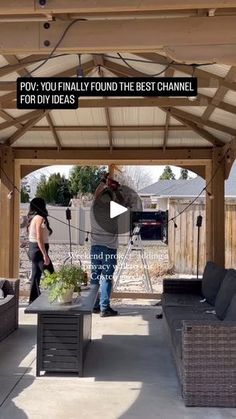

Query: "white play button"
(110, 201), (128, 219)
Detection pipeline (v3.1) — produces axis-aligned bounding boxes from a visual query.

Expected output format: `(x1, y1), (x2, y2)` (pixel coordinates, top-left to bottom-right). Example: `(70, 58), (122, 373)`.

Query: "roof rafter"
(28, 125), (191, 132)
(0, 109), (46, 130)
(201, 66), (236, 121)
(0, 97), (209, 110)
(0, 55), (31, 107)
(0, 54), (48, 77)
(6, 110), (48, 146)
(169, 107), (236, 136)
(164, 108), (224, 146)
(46, 113), (61, 150)
(198, 93), (236, 116)
(0, 109), (23, 129)
(103, 58), (218, 88)
(137, 53), (236, 92)
(0, 59), (95, 109)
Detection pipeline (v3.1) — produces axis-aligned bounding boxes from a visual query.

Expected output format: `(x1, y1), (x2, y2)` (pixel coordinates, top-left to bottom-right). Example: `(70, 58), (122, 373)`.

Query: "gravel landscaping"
(20, 241), (174, 298)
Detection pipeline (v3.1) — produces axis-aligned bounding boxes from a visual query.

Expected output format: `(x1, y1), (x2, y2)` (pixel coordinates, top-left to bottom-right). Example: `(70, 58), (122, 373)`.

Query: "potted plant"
(41, 264), (87, 304)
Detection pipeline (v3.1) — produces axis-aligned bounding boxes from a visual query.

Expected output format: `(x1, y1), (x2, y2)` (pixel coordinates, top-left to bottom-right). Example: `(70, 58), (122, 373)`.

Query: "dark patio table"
(25, 284), (99, 376)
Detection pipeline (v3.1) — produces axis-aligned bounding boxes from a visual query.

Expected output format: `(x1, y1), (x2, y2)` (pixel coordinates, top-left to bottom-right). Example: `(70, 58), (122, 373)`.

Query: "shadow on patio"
(0, 306), (234, 419)
(0, 313), (36, 419)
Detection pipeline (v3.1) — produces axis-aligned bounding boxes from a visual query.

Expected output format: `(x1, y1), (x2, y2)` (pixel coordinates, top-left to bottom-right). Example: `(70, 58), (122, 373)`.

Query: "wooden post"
(205, 162), (213, 262)
(13, 162), (21, 278)
(211, 148), (225, 267)
(0, 147), (20, 277)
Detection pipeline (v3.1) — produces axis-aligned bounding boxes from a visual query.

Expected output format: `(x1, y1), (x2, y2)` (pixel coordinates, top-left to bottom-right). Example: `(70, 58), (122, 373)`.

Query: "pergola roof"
(0, 2), (236, 152)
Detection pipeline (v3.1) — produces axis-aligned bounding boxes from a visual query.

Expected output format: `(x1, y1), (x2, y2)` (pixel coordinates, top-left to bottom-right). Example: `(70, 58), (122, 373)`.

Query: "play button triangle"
(110, 201), (128, 219)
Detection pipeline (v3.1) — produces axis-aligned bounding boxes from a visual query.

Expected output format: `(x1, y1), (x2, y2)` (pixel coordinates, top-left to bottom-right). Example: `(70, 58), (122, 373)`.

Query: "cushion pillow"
(0, 280), (5, 299)
(215, 269), (236, 320)
(223, 293), (236, 321)
(201, 261), (227, 305)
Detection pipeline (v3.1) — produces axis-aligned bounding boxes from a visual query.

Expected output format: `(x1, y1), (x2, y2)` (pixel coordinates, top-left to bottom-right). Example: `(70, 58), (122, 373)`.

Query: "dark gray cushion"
(215, 269), (236, 320)
(162, 293), (211, 310)
(0, 279), (5, 289)
(201, 261), (227, 305)
(223, 293), (236, 321)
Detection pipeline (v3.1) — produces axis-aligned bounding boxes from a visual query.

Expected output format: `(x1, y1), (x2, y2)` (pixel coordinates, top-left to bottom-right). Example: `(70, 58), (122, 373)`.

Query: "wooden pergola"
(1, 1), (236, 278)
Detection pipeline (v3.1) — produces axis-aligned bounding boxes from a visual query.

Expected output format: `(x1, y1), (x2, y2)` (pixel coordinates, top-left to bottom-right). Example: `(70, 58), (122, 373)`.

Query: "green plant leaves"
(41, 265), (86, 302)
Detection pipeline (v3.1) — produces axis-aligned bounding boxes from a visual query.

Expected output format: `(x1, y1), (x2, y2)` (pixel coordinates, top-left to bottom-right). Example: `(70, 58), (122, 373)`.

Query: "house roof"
(139, 163), (236, 198)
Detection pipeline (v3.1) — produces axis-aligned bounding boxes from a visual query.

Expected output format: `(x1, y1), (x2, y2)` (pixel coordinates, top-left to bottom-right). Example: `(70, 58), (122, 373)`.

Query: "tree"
(36, 173), (72, 206)
(21, 178), (30, 203)
(69, 166), (106, 196)
(36, 174), (48, 201)
(121, 166), (153, 191)
(159, 166), (176, 180)
(179, 168), (189, 180)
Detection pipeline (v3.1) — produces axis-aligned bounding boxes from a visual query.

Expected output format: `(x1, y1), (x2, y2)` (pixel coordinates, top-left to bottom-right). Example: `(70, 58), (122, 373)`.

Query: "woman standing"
(27, 198), (54, 303)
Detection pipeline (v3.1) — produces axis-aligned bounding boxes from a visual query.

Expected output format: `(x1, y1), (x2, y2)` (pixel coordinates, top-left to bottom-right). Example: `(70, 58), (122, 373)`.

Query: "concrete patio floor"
(0, 303), (235, 419)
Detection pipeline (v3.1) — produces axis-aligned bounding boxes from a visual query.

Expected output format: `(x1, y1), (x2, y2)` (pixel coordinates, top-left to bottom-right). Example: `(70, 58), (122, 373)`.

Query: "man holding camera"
(90, 175), (124, 317)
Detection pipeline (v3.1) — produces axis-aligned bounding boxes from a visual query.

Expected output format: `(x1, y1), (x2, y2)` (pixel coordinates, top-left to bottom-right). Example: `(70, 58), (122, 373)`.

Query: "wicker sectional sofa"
(162, 264), (236, 407)
(0, 278), (19, 341)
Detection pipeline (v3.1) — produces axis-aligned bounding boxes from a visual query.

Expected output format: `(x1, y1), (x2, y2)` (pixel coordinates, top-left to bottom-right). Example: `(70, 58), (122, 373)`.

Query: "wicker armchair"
(162, 278), (236, 407)
(0, 278), (19, 341)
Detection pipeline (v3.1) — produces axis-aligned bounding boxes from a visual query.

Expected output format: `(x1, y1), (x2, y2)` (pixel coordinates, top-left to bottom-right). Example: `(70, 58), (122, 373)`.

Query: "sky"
(29, 164), (195, 180)
(27, 164), (196, 197)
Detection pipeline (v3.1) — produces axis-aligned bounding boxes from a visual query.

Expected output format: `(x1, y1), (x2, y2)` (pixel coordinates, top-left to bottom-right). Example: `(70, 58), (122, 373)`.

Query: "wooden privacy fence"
(168, 200), (236, 275)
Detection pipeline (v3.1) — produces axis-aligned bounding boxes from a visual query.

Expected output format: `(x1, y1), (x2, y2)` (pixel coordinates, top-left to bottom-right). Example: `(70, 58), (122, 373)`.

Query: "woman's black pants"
(28, 242), (54, 303)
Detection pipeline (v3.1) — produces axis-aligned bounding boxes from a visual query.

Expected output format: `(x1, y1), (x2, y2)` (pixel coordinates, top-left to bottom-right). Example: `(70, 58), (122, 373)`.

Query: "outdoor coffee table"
(25, 284), (99, 377)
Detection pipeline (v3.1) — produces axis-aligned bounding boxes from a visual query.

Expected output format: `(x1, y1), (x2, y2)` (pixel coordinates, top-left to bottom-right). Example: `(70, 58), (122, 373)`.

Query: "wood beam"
(0, 82), (18, 91)
(1, 97), (209, 110)
(0, 91), (17, 108)
(0, 146), (19, 277)
(169, 107), (236, 136)
(205, 162), (213, 261)
(6, 111), (48, 146)
(1, 17), (236, 54)
(3, 54), (30, 77)
(46, 114), (61, 150)
(28, 125), (190, 132)
(1, 2), (236, 15)
(0, 56), (94, 80)
(165, 109), (224, 146)
(163, 44), (236, 66)
(138, 53), (236, 92)
(199, 93), (236, 116)
(0, 110), (46, 130)
(12, 147), (213, 164)
(0, 54), (47, 77)
(223, 137), (236, 178)
(103, 59), (219, 88)
(0, 110), (23, 129)
(212, 148), (225, 266)
(0, 55), (31, 108)
(201, 67), (236, 120)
